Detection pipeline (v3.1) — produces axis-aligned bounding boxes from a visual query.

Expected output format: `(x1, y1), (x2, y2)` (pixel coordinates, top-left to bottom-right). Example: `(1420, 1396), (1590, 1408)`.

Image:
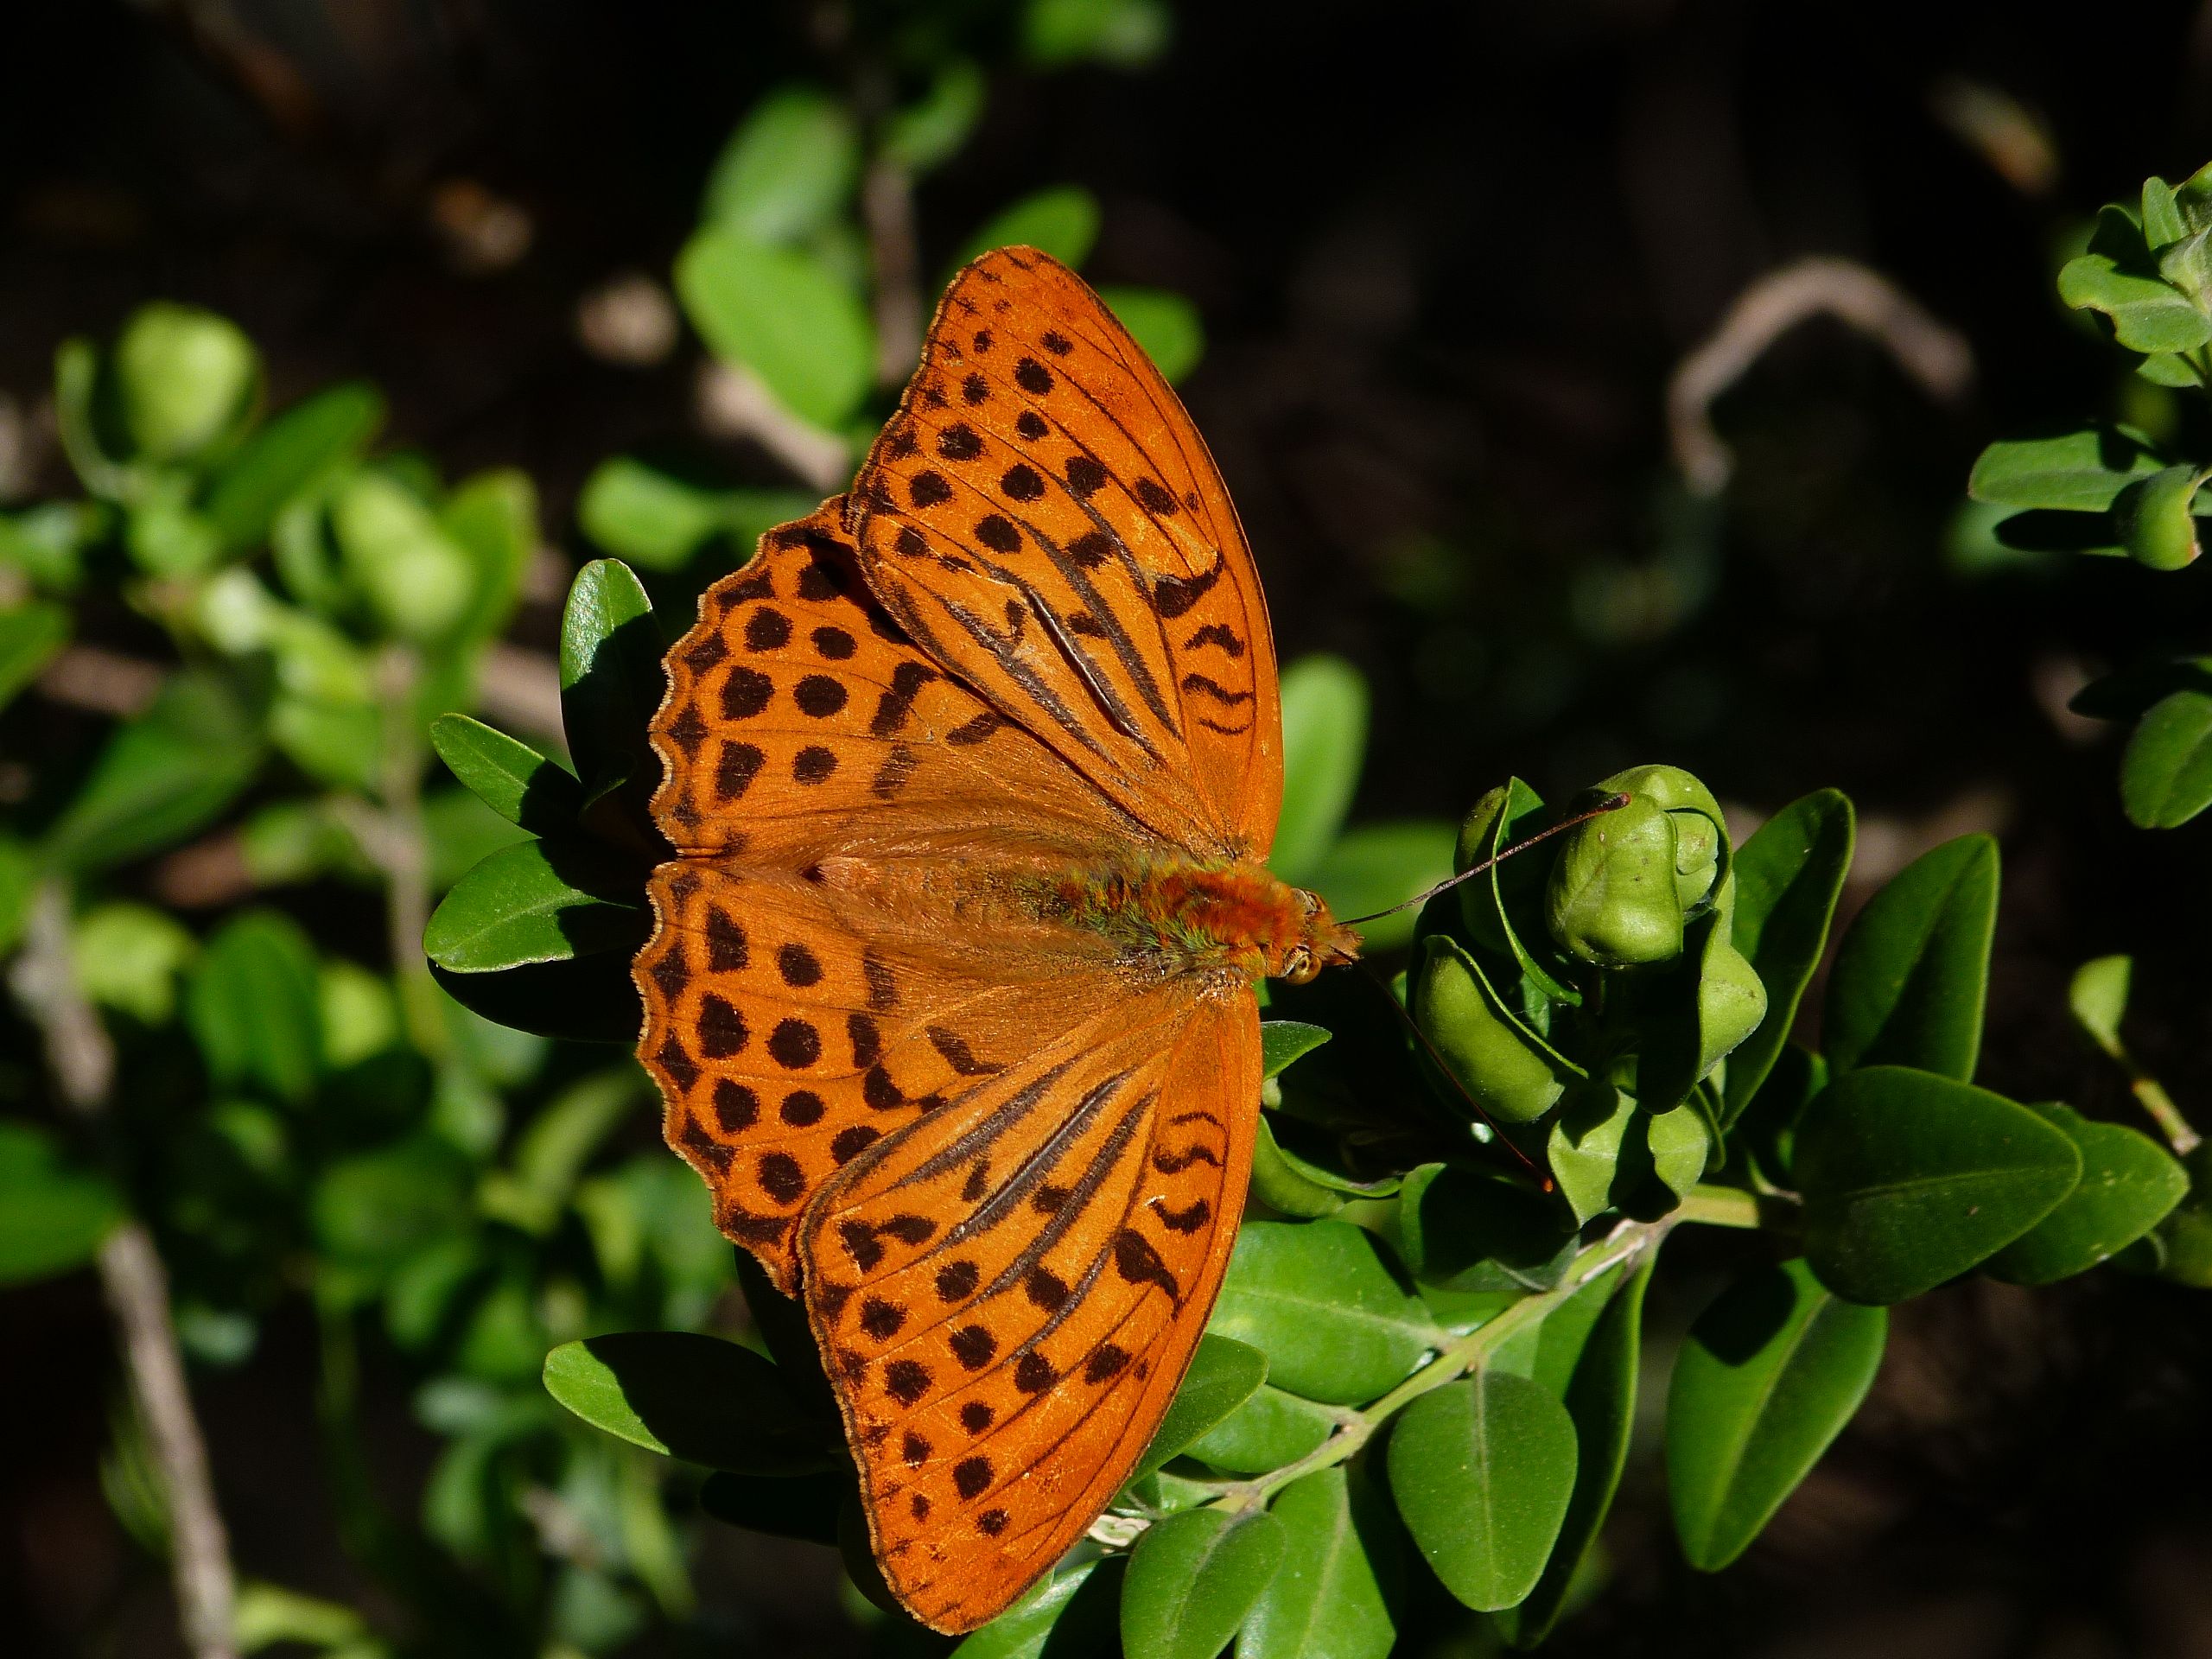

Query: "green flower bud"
(1668, 805), (1721, 910)
(1595, 763), (1724, 823)
(1546, 791), (1683, 965)
(1694, 933), (1769, 1076)
(1410, 935), (1567, 1123)
(1453, 784), (1539, 954)
(113, 302), (259, 464)
(331, 473), (474, 643)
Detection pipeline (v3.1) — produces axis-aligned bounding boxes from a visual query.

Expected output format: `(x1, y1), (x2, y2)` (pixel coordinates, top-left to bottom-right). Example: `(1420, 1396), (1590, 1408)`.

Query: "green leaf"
(2120, 689), (2212, 827)
(882, 60), (988, 178)
(1100, 286), (1205, 384)
(429, 952), (643, 1045)
(2069, 654), (2212, 721)
(1240, 1466), (1398, 1659)
(1666, 1258), (1885, 1570)
(0, 1122), (124, 1284)
(955, 186), (1103, 273)
(1409, 934), (1573, 1124)
(558, 558), (664, 822)
(1121, 1506), (1287, 1659)
(1967, 427), (2165, 511)
(1822, 836), (1998, 1080)
(700, 86), (860, 245)
(330, 470), (475, 643)
(1391, 1163), (1576, 1294)
(1498, 1260), (1652, 1646)
(1546, 1084), (1637, 1226)
(576, 457), (731, 569)
(185, 910), (321, 1106)
(1249, 1116), (1347, 1219)
(543, 1333), (834, 1472)
(112, 302), (260, 464)
(201, 381), (384, 552)
(676, 227), (874, 430)
(1261, 1020), (1332, 1079)
(953, 1557), (1120, 1659)
(440, 468), (536, 646)
(1723, 790), (1854, 1122)
(312, 1133), (474, 1268)
(431, 715), (583, 838)
(1983, 1103), (2188, 1284)
(1633, 897), (1766, 1118)
(1136, 1333), (1269, 1478)
(1183, 1384), (1338, 1475)
(2068, 955), (2131, 1052)
(44, 672), (261, 871)
(1310, 820), (1455, 952)
(423, 839), (649, 972)
(1022, 0), (1173, 67)
(1209, 1221), (1438, 1404)
(697, 1471), (846, 1544)
(1796, 1066), (2082, 1303)
(2058, 250), (2212, 352)
(1271, 654), (1369, 886)
(2113, 465), (2206, 570)
(0, 601), (67, 712)
(1386, 1368), (1577, 1611)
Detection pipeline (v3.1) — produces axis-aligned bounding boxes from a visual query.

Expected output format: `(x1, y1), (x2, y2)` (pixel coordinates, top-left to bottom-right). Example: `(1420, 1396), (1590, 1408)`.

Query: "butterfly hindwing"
(849, 248), (1283, 861)
(799, 979), (1259, 1633)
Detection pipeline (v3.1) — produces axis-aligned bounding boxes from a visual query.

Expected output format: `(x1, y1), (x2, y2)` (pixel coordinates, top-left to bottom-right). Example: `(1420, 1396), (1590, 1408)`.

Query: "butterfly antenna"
(1340, 792), (1632, 928)
(1352, 963), (1554, 1191)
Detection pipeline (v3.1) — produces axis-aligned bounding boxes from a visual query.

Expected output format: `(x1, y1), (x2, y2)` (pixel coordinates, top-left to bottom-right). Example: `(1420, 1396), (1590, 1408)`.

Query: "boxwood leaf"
(0, 601), (68, 713)
(953, 1556), (1121, 1659)
(677, 228), (874, 430)
(1498, 1256), (1654, 1647)
(1135, 1333), (1268, 1478)
(1249, 1116), (1347, 1219)
(1822, 835), (1998, 1081)
(543, 1332), (836, 1472)
(1723, 790), (1854, 1122)
(2068, 955), (2131, 1052)
(1967, 426), (2165, 511)
(186, 909), (322, 1105)
(955, 186), (1103, 274)
(1271, 653), (1369, 886)
(1183, 1385), (1338, 1476)
(1983, 1103), (2188, 1284)
(1121, 1506), (1286, 1659)
(557, 559), (663, 813)
(44, 672), (262, 872)
(1261, 1020), (1332, 1079)
(1391, 1164), (1577, 1295)
(1666, 1258), (1885, 1571)
(423, 839), (649, 972)
(430, 715), (583, 838)
(1208, 1221), (1439, 1404)
(201, 380), (385, 552)
(2120, 688), (2212, 828)
(2058, 251), (2212, 352)
(699, 86), (859, 247)
(429, 953), (642, 1046)
(1239, 1466), (1399, 1659)
(1100, 286), (1205, 384)
(2113, 465), (2205, 570)
(0, 1122), (124, 1284)
(1386, 1369), (1576, 1611)
(1796, 1066), (2082, 1303)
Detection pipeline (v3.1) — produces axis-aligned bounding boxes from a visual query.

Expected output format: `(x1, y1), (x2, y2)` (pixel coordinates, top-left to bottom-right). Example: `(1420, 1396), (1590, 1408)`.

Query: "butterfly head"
(1277, 887), (1362, 985)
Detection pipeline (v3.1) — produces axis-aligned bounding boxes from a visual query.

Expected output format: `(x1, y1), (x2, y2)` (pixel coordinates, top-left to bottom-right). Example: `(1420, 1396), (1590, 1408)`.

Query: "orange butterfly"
(632, 246), (1360, 1633)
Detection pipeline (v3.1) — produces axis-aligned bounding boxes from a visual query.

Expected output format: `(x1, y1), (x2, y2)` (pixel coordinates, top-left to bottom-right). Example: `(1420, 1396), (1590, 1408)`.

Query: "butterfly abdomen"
(1046, 861), (1357, 982)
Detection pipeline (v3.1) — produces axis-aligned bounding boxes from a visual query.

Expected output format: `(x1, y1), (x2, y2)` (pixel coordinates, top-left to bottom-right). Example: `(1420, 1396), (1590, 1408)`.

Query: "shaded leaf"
(1261, 1020), (1332, 1079)
(185, 910), (321, 1106)
(1822, 836), (1998, 1080)
(543, 1332), (835, 1472)
(1184, 1385), (1338, 1477)
(1392, 1163), (1576, 1294)
(0, 601), (68, 713)
(2121, 688), (2212, 828)
(429, 953), (642, 1046)
(431, 715), (583, 838)
(1967, 426), (2164, 511)
(202, 381), (384, 553)
(697, 1471), (846, 1544)
(1722, 790), (1854, 1122)
(558, 559), (664, 816)
(45, 672), (261, 872)
(423, 839), (650, 972)
(0, 1122), (124, 1284)
(953, 1557), (1122, 1659)
(1136, 1334), (1269, 1478)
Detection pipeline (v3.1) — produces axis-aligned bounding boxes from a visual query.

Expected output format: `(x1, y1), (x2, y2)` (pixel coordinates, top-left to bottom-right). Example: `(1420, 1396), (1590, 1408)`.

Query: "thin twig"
(12, 882), (239, 1659)
(474, 642), (567, 746)
(1668, 257), (1974, 497)
(37, 645), (166, 719)
(694, 362), (851, 493)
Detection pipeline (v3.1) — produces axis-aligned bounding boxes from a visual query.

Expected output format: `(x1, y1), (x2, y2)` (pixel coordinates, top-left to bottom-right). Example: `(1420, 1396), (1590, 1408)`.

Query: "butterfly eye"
(1296, 889), (1321, 917)
(1282, 944), (1313, 982)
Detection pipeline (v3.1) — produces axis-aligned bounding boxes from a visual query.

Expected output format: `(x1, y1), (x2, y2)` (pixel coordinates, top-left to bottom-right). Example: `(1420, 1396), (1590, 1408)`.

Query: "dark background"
(8, 2), (2212, 1655)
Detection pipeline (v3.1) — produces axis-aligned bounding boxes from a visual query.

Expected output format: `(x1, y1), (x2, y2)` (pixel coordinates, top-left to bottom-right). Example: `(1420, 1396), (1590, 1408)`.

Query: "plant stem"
(1675, 1181), (1797, 1230)
(1204, 1216), (1676, 1515)
(12, 881), (239, 1659)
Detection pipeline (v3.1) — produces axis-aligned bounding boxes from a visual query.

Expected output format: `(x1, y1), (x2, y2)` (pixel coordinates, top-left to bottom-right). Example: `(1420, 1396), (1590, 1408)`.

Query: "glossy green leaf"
(1386, 1368), (1576, 1611)
(1250, 1116), (1347, 1219)
(676, 227), (874, 430)
(543, 1332), (834, 1472)
(1796, 1066), (2082, 1303)
(1210, 1222), (1437, 1404)
(1135, 1333), (1268, 1481)
(2058, 250), (2212, 352)
(0, 601), (67, 713)
(953, 1557), (1121, 1659)
(576, 457), (730, 569)
(2113, 465), (2205, 570)
(1239, 1466), (1398, 1659)
(44, 672), (261, 872)
(1546, 1084), (1637, 1226)
(0, 1122), (124, 1284)
(1635, 897), (1766, 1117)
(431, 715), (583, 838)
(1723, 790), (1854, 1122)
(557, 557), (663, 817)
(1822, 835), (1998, 1080)
(1261, 1020), (1332, 1079)
(439, 468), (535, 646)
(2068, 955), (2131, 1052)
(1273, 654), (1370, 886)
(1499, 1258), (1653, 1647)
(699, 86), (860, 245)
(202, 381), (384, 552)
(956, 186), (1103, 273)
(1311, 819), (1454, 952)
(881, 59), (987, 178)
(1122, 1506), (1286, 1659)
(1967, 426), (2164, 511)
(697, 1471), (846, 1544)
(424, 839), (649, 972)
(186, 910), (321, 1105)
(1184, 1385), (1338, 1476)
(1667, 1258), (1885, 1570)
(2121, 688), (2212, 827)
(1101, 285), (1205, 384)
(1984, 1103), (2188, 1284)
(1391, 1163), (1575, 1294)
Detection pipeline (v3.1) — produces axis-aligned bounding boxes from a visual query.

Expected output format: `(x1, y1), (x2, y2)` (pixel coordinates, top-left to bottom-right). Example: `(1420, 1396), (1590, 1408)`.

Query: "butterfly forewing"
(799, 980), (1258, 1632)
(850, 248), (1282, 859)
